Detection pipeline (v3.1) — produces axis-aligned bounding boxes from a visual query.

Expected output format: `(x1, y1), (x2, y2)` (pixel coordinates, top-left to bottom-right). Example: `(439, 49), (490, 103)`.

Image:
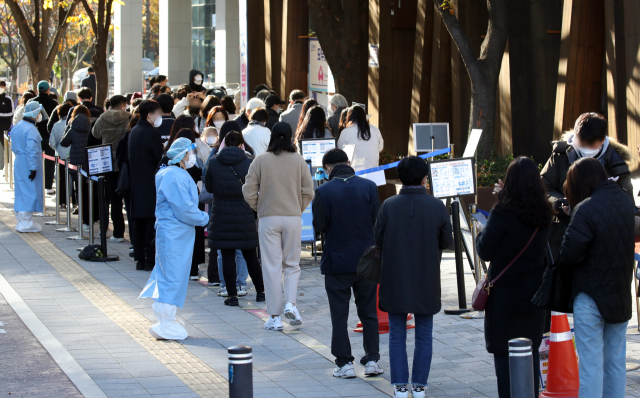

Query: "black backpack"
(78, 245), (104, 261)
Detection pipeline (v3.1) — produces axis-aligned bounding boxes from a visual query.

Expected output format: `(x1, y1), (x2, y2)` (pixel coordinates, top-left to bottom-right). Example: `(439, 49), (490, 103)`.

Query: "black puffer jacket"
(558, 180), (635, 324)
(204, 146), (258, 250)
(60, 114), (91, 169)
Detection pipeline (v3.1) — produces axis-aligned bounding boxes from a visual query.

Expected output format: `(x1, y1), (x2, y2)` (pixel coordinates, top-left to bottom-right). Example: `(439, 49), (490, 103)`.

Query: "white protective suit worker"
(139, 138), (209, 340)
(12, 102), (47, 232)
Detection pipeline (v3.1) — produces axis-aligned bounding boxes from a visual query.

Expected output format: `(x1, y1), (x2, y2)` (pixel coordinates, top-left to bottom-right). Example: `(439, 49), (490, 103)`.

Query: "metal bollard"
(508, 338), (535, 398)
(88, 178), (94, 245)
(56, 161), (76, 232)
(45, 156), (65, 225)
(444, 201), (471, 315)
(228, 345), (252, 398)
(67, 166), (87, 240)
(469, 204), (481, 285)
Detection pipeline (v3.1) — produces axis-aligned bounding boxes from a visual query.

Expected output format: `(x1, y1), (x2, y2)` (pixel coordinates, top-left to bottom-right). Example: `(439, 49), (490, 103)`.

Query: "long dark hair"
(295, 98), (318, 133)
(296, 105), (329, 142)
(224, 131), (245, 147)
(165, 115), (196, 153)
(346, 106), (371, 141)
(495, 156), (553, 228)
(564, 157), (608, 209)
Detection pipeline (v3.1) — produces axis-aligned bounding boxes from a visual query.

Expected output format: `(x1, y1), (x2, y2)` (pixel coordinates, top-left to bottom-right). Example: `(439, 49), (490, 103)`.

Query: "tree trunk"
(144, 0), (151, 57)
(469, 80), (497, 159)
(92, 39), (109, 106)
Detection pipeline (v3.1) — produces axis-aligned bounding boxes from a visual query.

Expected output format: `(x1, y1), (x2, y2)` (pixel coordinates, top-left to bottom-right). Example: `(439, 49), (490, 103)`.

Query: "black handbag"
(531, 243), (573, 313)
(357, 246), (382, 284)
(116, 163), (131, 195)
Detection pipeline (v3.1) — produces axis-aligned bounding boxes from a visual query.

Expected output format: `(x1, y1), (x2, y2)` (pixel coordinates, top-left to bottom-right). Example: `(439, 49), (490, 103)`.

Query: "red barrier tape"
(57, 158), (66, 165)
(68, 163), (77, 171)
(42, 154), (56, 161)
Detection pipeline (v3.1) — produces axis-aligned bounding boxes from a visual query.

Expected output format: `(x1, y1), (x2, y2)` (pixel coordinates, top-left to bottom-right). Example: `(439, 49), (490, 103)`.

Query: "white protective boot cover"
(15, 212), (41, 233)
(149, 302), (188, 340)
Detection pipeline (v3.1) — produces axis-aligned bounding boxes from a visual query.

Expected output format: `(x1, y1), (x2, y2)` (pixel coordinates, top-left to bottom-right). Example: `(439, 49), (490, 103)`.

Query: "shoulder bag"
(116, 162), (131, 195)
(472, 228), (539, 311)
(357, 246), (383, 284)
(531, 242), (573, 313)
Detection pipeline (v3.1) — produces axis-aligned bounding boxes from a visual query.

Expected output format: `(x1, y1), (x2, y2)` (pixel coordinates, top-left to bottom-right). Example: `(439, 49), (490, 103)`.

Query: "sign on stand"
(428, 158), (476, 199)
(86, 145), (113, 176)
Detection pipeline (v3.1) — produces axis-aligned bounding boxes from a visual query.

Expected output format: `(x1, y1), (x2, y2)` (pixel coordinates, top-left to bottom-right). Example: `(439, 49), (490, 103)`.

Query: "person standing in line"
(243, 122), (314, 330)
(264, 94), (286, 130)
(220, 95), (238, 120)
(235, 98), (265, 131)
(558, 158), (635, 398)
(49, 103), (74, 211)
(139, 138), (209, 340)
(327, 94), (348, 137)
(295, 105), (333, 144)
(293, 99), (318, 138)
(92, 95), (131, 242)
(128, 100), (164, 271)
(312, 148), (383, 379)
(475, 157), (553, 398)
(375, 156), (453, 398)
(242, 107), (271, 156)
(81, 67), (96, 104)
(28, 81), (59, 195)
(205, 132), (265, 306)
(279, 90), (306, 132)
(155, 94), (175, 145)
(338, 105), (384, 172)
(13, 91), (36, 126)
(12, 102), (46, 233)
(0, 80), (14, 169)
(205, 105), (229, 134)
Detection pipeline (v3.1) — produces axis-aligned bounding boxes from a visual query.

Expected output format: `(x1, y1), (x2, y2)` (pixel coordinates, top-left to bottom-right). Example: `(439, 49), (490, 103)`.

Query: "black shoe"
(256, 292), (265, 302)
(224, 296), (239, 306)
(129, 251), (135, 258)
(144, 263), (155, 272)
(129, 246), (134, 250)
(136, 261), (145, 271)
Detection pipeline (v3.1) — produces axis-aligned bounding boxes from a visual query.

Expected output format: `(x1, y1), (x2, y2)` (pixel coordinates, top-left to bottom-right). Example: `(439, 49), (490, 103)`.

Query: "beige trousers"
(258, 216), (302, 316)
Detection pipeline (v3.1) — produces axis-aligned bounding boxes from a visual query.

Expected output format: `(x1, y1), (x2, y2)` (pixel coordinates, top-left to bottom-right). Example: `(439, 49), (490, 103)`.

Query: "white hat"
(246, 98), (266, 113)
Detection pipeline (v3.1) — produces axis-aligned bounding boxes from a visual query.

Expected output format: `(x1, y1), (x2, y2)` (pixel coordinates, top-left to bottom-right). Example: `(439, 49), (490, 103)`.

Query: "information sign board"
(300, 138), (337, 167)
(428, 158), (476, 199)
(86, 145), (113, 176)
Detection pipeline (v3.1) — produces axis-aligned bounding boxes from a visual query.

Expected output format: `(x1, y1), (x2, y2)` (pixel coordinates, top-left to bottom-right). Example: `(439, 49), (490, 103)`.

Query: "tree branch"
(80, 0), (98, 35)
(480, 0), (508, 69)
(46, 1), (79, 63)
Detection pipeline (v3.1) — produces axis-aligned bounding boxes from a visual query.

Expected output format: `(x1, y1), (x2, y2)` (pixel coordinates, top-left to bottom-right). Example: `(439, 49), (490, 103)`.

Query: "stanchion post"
(3, 134), (7, 180)
(68, 166), (87, 240)
(57, 160), (76, 232)
(461, 204), (484, 319)
(508, 338), (535, 398)
(88, 178), (94, 245)
(90, 176), (119, 262)
(228, 345), (252, 398)
(444, 200), (471, 315)
(8, 138), (12, 190)
(45, 156), (64, 225)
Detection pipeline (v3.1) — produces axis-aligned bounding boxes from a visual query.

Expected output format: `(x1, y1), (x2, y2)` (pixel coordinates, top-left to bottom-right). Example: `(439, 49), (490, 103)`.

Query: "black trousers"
(325, 273), (380, 367)
(133, 217), (155, 265)
(220, 248), (264, 298)
(494, 351), (540, 398)
(43, 147), (55, 189)
(207, 248), (219, 283)
(57, 163), (77, 206)
(123, 195), (134, 244)
(105, 171), (125, 238)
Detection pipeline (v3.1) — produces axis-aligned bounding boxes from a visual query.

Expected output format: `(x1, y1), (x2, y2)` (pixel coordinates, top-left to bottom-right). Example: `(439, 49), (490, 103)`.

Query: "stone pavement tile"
(253, 387), (294, 397)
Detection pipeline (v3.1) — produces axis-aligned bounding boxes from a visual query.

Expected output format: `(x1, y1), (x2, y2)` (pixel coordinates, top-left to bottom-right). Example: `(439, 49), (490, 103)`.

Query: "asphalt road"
(0, 293), (83, 398)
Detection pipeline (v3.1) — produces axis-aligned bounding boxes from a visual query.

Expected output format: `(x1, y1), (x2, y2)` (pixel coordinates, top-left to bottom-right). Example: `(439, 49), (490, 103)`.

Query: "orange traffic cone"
(354, 286), (414, 334)
(540, 312), (579, 397)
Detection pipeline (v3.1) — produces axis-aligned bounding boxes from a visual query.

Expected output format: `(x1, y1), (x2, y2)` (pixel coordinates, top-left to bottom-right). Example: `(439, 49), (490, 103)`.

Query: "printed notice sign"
(300, 138), (337, 167)
(428, 158), (476, 199)
(86, 145), (113, 175)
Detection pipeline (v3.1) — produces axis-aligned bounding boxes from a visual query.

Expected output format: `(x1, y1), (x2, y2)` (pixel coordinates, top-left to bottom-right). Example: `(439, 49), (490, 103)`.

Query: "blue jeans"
(217, 249), (248, 288)
(573, 293), (627, 398)
(388, 313), (433, 387)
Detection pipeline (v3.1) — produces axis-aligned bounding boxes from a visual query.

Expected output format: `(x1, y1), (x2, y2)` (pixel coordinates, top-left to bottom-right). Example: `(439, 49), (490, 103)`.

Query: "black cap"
(265, 94), (287, 108)
(271, 122), (293, 142)
(253, 84), (272, 95)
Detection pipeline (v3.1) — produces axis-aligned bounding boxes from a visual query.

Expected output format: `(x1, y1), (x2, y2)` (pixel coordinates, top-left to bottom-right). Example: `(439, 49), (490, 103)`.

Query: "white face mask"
(194, 75), (203, 84)
(153, 115), (163, 128)
(213, 121), (224, 129)
(205, 136), (217, 145)
(578, 146), (601, 158)
(184, 153), (196, 169)
(0, 88), (5, 94)
(36, 114), (42, 123)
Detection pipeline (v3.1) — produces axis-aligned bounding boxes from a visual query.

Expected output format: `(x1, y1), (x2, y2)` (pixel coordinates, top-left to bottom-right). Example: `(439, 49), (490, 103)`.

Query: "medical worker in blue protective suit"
(12, 102), (47, 233)
(139, 138), (209, 340)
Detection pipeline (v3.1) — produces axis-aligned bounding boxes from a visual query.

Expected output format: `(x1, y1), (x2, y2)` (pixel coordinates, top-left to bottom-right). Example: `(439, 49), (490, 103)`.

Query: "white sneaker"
(393, 385), (409, 398)
(264, 316), (283, 331)
(364, 360), (384, 376)
(217, 287), (228, 297)
(412, 385), (427, 398)
(109, 236), (124, 243)
(237, 285), (247, 296)
(82, 224), (90, 232)
(189, 276), (199, 281)
(333, 362), (356, 379)
(284, 302), (302, 326)
(46, 189), (55, 195)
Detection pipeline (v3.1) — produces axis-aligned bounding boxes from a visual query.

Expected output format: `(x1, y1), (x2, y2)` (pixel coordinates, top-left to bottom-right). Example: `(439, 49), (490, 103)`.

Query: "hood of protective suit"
(216, 146), (248, 166)
(101, 110), (131, 126)
(70, 113), (91, 134)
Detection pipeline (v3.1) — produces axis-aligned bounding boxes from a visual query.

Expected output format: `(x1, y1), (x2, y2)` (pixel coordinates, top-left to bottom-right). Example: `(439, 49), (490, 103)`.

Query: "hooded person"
(189, 70), (205, 93)
(139, 137), (209, 340)
(12, 102), (47, 232)
(328, 94), (348, 137)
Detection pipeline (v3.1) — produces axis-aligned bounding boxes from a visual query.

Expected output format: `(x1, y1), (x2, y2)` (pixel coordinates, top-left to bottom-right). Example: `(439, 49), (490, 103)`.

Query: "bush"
(477, 155), (514, 187)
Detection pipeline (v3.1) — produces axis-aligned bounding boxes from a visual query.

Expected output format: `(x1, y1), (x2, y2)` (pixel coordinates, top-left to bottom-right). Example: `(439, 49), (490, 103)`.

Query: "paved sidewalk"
(0, 177), (640, 397)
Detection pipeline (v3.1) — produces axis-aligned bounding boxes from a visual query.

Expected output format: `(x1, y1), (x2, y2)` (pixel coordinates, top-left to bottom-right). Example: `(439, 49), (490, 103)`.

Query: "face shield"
(23, 102), (49, 122)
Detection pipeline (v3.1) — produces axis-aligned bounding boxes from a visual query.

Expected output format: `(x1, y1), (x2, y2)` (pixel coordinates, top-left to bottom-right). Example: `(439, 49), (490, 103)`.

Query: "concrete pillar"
(215, 0), (240, 85)
(114, 0), (143, 94)
(159, 0), (192, 86)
